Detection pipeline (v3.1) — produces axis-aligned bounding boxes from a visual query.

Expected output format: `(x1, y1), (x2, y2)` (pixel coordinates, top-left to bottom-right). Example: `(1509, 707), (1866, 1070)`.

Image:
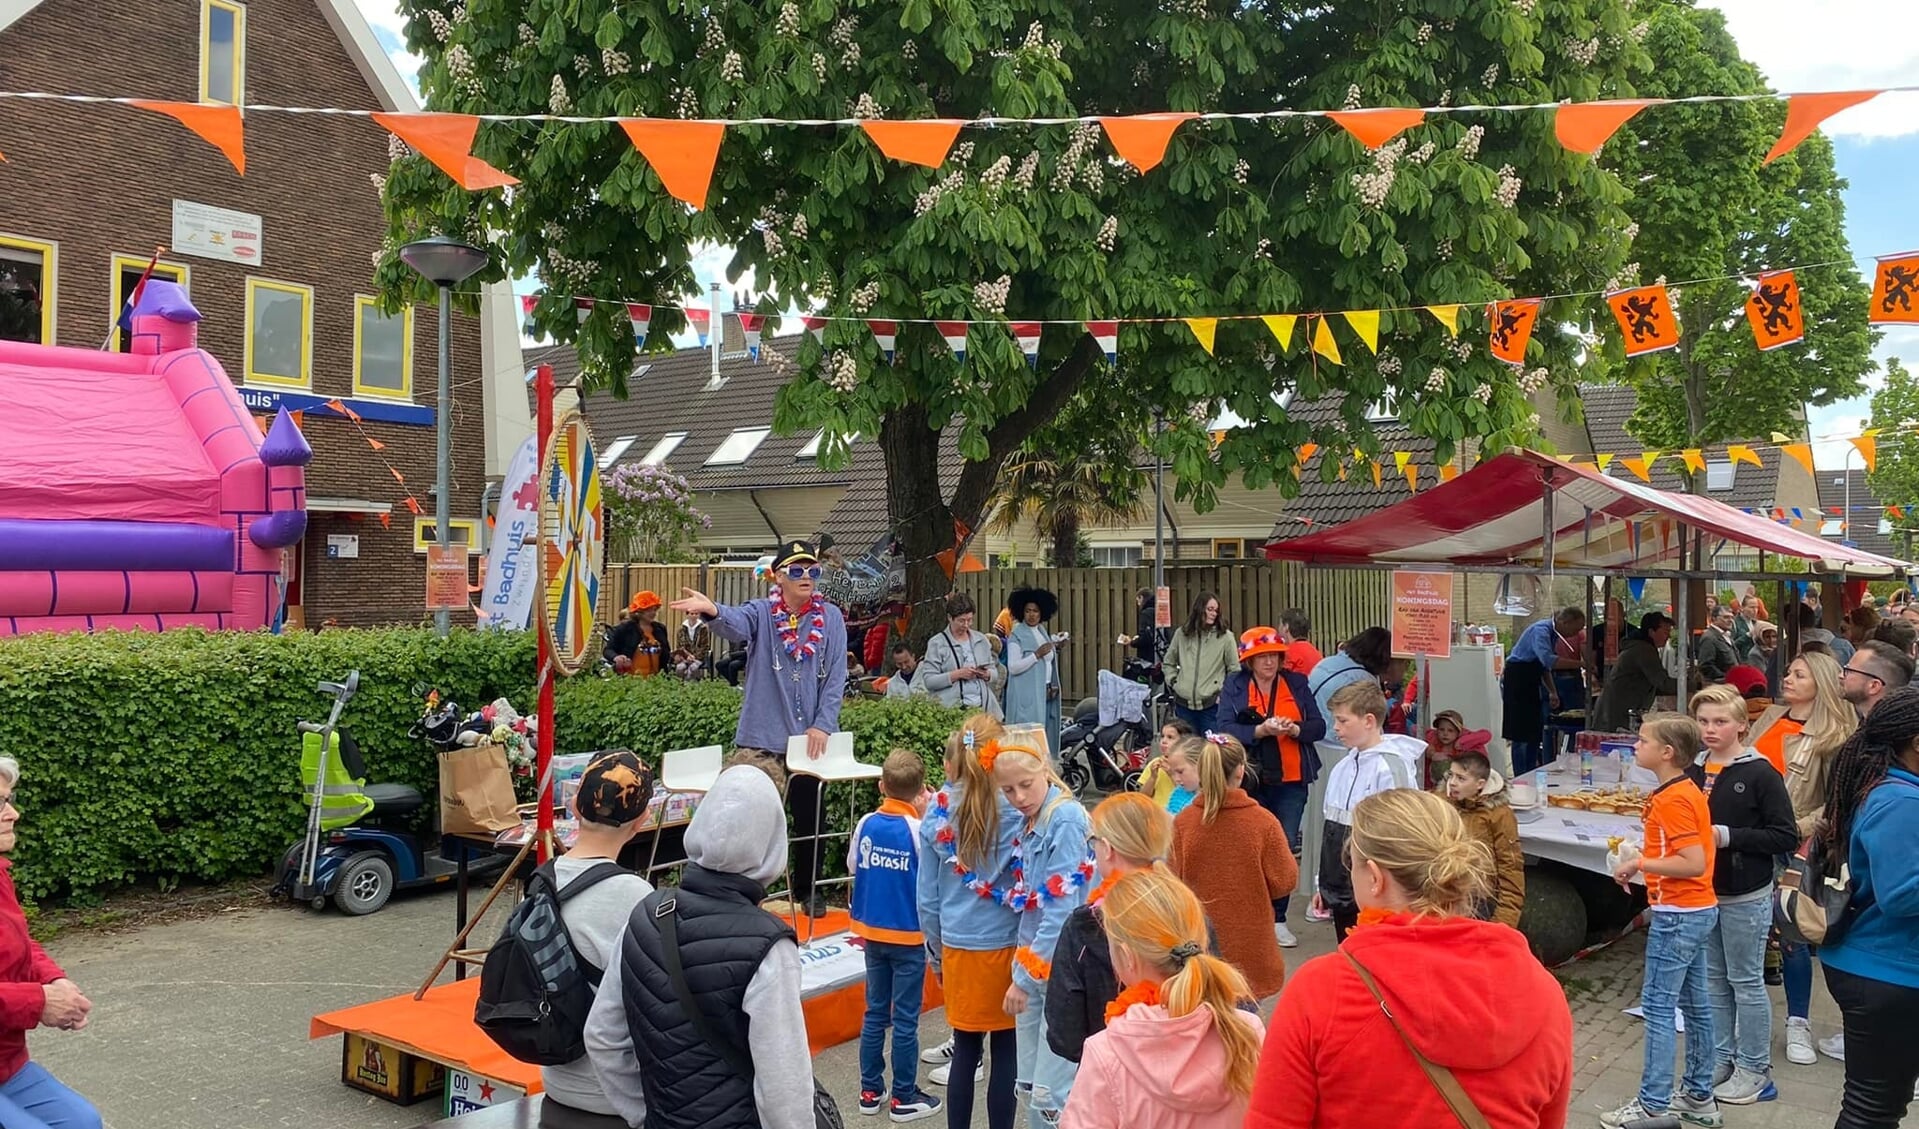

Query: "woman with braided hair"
(1812, 685), (1919, 1129)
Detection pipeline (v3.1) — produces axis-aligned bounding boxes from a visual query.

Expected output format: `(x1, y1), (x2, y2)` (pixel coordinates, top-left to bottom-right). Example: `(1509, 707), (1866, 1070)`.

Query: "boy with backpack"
(851, 751), (943, 1121)
(475, 750), (656, 1120)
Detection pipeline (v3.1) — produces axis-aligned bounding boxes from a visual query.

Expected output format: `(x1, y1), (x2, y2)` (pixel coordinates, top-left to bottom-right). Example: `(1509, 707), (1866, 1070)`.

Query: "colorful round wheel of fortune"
(539, 408), (604, 674)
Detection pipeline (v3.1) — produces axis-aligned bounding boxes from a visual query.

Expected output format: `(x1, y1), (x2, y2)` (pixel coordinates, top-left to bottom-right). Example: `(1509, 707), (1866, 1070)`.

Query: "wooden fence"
(603, 561), (1390, 699)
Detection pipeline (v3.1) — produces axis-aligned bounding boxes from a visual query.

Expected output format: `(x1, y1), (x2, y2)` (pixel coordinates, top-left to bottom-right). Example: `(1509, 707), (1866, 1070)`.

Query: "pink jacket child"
(1059, 1002), (1266, 1129)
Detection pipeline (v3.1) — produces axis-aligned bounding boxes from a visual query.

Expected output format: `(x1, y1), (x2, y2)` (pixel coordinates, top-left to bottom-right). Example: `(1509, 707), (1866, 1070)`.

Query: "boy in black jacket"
(1686, 685), (1799, 1106)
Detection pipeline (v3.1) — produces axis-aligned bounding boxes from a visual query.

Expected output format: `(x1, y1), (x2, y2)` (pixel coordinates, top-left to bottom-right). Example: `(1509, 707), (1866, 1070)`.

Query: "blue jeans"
(1253, 779), (1309, 920)
(1013, 980), (1074, 1127)
(859, 940), (927, 1100)
(1705, 892), (1774, 1074)
(0, 1062), (100, 1129)
(1172, 704), (1211, 738)
(1640, 908), (1720, 1112)
(1783, 939), (1815, 1020)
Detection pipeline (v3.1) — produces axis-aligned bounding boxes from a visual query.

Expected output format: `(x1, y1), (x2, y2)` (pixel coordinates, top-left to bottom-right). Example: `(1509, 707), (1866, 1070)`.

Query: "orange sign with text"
(426, 544), (471, 612)
(1391, 571), (1454, 659)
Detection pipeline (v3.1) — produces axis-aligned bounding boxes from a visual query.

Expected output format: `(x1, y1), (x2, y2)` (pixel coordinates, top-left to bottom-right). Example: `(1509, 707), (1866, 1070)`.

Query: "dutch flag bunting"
(936, 320), (970, 363)
(1087, 320), (1118, 364)
(801, 315), (829, 343)
(686, 307), (711, 347)
(738, 313), (766, 360)
(626, 303), (651, 351)
(520, 295), (539, 338)
(1010, 322), (1042, 368)
(868, 320), (898, 364)
(574, 297), (594, 324)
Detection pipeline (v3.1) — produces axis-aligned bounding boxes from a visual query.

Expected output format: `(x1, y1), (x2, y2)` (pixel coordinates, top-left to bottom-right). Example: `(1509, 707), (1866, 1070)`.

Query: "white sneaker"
(1817, 1032), (1845, 1062)
(926, 1061), (983, 1087)
(921, 1037), (954, 1064)
(1274, 922), (1299, 948)
(1784, 1018), (1816, 1066)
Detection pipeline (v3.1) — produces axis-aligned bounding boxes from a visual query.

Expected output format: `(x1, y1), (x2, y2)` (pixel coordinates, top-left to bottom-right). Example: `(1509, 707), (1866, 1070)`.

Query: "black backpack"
(475, 860), (628, 1065)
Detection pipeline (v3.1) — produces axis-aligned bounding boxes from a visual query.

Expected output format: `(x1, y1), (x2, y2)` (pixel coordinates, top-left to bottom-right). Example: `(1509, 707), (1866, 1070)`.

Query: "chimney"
(710, 281), (724, 383)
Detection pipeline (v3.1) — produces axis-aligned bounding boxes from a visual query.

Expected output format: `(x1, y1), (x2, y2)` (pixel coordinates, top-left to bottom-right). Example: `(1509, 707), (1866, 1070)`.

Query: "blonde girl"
(987, 729), (1092, 1129)
(920, 714), (1020, 1129)
(1059, 870), (1264, 1129)
(1169, 735), (1296, 1000)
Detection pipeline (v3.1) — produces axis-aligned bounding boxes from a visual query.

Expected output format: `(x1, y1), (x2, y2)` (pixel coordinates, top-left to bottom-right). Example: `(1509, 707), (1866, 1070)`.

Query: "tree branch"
(948, 335), (1101, 528)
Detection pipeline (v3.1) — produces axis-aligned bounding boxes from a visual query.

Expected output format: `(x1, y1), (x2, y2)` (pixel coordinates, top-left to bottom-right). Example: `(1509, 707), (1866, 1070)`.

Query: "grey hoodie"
(584, 767), (814, 1129)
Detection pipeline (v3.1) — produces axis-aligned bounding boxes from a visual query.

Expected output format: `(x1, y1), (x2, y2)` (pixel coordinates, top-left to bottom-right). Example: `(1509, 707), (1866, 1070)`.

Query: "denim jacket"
(1012, 786), (1094, 995)
(916, 782), (1021, 956)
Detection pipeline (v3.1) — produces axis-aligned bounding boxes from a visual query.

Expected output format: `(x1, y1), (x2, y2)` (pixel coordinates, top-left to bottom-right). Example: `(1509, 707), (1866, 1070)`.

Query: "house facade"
(0, 0), (529, 627)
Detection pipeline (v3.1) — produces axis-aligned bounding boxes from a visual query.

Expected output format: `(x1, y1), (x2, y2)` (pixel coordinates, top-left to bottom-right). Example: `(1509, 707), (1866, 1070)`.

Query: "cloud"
(1701, 1), (1919, 139)
(1806, 326), (1919, 467)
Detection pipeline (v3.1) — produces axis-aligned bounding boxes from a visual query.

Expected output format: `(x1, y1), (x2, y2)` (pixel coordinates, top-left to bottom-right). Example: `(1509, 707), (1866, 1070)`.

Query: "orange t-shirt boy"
(1617, 716), (1716, 909)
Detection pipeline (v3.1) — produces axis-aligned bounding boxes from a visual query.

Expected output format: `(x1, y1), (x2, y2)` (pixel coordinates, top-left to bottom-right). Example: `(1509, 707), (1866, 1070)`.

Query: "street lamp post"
(398, 236), (489, 636)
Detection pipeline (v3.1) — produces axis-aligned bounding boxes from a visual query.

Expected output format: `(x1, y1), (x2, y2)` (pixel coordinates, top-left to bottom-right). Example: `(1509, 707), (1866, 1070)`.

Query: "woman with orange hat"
(1214, 626), (1326, 949)
(603, 590), (670, 677)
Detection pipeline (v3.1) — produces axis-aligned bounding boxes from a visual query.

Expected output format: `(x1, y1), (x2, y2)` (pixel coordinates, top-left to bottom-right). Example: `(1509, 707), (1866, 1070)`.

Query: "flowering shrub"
(603, 463), (711, 563)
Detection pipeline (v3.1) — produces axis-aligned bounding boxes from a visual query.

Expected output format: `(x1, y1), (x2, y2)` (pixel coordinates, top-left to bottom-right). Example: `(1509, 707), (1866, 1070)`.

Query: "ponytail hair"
(1100, 870), (1260, 1100)
(1090, 792), (1173, 870)
(951, 713), (1008, 872)
(1347, 789), (1492, 917)
(1192, 734), (1251, 824)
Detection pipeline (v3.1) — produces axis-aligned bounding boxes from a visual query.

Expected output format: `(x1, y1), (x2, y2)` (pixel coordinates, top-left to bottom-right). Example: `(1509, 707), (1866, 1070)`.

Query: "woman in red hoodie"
(1247, 788), (1572, 1129)
(0, 758), (99, 1129)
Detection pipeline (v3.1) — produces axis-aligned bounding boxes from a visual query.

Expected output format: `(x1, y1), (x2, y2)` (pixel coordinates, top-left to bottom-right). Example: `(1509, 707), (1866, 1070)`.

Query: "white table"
(1516, 766), (1648, 878)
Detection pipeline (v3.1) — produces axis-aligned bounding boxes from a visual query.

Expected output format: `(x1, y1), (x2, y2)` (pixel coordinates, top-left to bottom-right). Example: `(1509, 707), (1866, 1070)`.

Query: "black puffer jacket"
(1045, 899), (1223, 1063)
(620, 866), (792, 1129)
(1685, 752), (1798, 898)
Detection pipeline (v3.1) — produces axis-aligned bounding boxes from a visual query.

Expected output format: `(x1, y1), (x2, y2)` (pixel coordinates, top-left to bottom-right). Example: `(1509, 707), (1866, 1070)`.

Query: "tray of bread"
(1545, 786), (1649, 816)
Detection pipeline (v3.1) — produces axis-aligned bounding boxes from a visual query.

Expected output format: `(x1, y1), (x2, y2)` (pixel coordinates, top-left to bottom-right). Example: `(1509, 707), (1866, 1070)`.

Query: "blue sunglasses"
(784, 565), (823, 580)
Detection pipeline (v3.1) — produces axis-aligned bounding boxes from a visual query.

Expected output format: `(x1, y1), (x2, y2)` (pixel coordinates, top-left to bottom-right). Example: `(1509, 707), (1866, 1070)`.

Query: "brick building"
(0, 0), (529, 627)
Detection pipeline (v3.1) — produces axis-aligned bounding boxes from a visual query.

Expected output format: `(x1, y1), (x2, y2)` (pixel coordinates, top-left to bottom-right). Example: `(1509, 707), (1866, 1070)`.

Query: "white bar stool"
(783, 731), (881, 940)
(646, 744), (725, 874)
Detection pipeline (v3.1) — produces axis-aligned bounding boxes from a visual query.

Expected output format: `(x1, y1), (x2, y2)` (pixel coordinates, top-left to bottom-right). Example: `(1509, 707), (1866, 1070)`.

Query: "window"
(201, 0), (246, 105)
(1089, 544), (1143, 568)
(1705, 459), (1736, 492)
(111, 255), (189, 351)
(1879, 517), (1894, 536)
(1243, 538), (1270, 557)
(1365, 393), (1399, 421)
(414, 518), (480, 552)
(599, 436), (638, 469)
(352, 295), (413, 399)
(0, 235), (55, 344)
(1819, 519), (1845, 538)
(639, 432), (686, 466)
(705, 426), (771, 466)
(1212, 538), (1242, 559)
(243, 278), (313, 388)
(797, 430), (859, 459)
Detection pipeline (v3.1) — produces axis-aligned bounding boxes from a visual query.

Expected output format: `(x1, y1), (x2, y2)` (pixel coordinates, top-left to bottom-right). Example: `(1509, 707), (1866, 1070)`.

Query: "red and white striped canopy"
(1263, 449), (1911, 578)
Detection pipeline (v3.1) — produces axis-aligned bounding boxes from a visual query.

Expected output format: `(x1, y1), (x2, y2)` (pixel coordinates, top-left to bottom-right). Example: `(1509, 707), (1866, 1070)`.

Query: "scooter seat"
(364, 783), (424, 816)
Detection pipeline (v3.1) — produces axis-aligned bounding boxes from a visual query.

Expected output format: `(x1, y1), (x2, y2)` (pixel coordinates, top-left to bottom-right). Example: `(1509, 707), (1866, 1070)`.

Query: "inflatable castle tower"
(0, 281), (309, 634)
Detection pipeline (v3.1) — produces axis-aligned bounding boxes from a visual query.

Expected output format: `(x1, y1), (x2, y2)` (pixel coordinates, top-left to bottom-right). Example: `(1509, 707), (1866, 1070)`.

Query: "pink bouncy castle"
(0, 281), (308, 635)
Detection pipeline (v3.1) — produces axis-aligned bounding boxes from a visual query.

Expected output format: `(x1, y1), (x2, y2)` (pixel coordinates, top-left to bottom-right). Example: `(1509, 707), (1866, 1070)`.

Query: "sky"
(352, 0), (1917, 464)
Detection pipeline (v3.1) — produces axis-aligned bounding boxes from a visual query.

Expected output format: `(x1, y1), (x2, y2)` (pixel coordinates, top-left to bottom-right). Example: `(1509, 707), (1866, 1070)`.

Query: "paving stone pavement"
(24, 887), (1908, 1128)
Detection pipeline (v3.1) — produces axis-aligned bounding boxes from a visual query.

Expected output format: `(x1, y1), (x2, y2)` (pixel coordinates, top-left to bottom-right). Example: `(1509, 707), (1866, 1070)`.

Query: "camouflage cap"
(575, 750), (655, 827)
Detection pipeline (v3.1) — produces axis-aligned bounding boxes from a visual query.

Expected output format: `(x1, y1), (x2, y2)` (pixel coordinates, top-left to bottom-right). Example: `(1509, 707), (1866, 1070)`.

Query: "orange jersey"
(1642, 776), (1717, 911)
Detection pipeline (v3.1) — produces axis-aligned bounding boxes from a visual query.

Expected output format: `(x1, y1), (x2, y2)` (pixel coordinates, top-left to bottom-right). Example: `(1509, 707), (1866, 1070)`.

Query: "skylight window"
(796, 430), (859, 458)
(705, 427), (771, 466)
(639, 432), (686, 466)
(598, 436), (637, 469)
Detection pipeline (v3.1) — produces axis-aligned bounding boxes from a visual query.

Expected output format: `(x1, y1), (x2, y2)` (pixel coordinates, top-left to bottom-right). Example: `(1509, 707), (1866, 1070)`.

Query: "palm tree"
(988, 440), (1150, 567)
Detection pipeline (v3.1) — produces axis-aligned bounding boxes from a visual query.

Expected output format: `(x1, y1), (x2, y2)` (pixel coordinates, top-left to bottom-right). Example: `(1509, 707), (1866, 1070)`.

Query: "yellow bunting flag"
(1596, 453), (1615, 472)
(1439, 463), (1460, 483)
(1726, 444), (1763, 468)
(1343, 310), (1381, 354)
(1869, 252), (1919, 325)
(1770, 431), (1795, 444)
(1852, 434), (1879, 473)
(1312, 318), (1343, 365)
(1393, 451), (1413, 472)
(1680, 449), (1706, 473)
(1184, 317), (1218, 355)
(1780, 443), (1816, 478)
(1424, 305), (1462, 337)
(1262, 314), (1298, 353)
(1622, 453), (1659, 483)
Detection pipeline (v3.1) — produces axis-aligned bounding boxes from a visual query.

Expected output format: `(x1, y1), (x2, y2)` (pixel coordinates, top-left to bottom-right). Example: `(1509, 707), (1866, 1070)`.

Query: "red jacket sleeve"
(27, 937), (63, 986)
(0, 982), (44, 1032)
(1247, 966), (1320, 1129)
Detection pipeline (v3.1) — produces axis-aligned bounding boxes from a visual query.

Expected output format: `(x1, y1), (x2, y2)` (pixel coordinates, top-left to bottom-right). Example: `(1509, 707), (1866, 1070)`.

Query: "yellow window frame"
(352, 295), (414, 400)
(414, 518), (480, 553)
(243, 277), (313, 388)
(109, 254), (189, 351)
(0, 233), (58, 345)
(200, 0), (247, 105)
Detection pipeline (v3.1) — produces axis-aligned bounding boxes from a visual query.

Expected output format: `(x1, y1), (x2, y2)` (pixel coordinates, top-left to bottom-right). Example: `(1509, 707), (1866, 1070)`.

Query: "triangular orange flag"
(1369, 459), (1384, 490)
(1297, 443), (1319, 466)
(1725, 444), (1762, 468)
(131, 100), (246, 174)
(1403, 461), (1419, 493)
(1680, 449), (1706, 474)
(366, 437), (386, 452)
(1098, 114), (1198, 172)
(380, 512), (392, 530)
(1622, 453), (1659, 483)
(1327, 108), (1425, 149)
(289, 410), (304, 431)
(620, 119), (726, 210)
(859, 120), (965, 168)
(1553, 100), (1654, 155)
(404, 495), (424, 515)
(1851, 434), (1879, 473)
(1438, 463), (1460, 483)
(1780, 442), (1816, 478)
(371, 112), (518, 190)
(1766, 91), (1880, 164)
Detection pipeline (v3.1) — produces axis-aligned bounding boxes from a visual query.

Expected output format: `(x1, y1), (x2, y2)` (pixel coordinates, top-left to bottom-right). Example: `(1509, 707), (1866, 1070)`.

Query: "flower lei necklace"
(769, 585), (826, 664)
(1104, 981), (1162, 1023)
(929, 790), (1097, 910)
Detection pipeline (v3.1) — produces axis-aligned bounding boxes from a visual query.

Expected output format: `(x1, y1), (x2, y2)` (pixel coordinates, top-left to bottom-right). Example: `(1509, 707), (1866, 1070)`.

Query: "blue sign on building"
(240, 388), (435, 428)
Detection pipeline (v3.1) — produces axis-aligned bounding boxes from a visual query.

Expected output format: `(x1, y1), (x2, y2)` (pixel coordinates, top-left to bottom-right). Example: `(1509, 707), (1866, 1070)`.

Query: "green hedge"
(0, 628), (536, 904)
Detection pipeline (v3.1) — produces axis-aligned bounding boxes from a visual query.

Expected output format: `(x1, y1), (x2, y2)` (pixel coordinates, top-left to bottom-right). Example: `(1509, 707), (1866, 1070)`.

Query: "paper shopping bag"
(438, 743), (522, 835)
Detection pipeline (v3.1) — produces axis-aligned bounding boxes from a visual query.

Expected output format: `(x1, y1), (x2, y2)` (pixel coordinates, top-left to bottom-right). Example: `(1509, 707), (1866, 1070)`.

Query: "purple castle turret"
(249, 408), (311, 549)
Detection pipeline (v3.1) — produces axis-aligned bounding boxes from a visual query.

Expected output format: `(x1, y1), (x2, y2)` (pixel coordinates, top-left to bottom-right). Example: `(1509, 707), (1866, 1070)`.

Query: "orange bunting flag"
(1680, 449), (1706, 474)
(1184, 317), (1218, 356)
(1726, 444), (1763, 468)
(1311, 317), (1343, 365)
(380, 512), (392, 530)
(389, 467), (406, 485)
(1438, 463), (1460, 483)
(1780, 442), (1816, 478)
(131, 100), (246, 174)
(371, 112), (518, 190)
(1404, 462), (1419, 493)
(1851, 434), (1879, 473)
(404, 496), (424, 515)
(1297, 442), (1319, 465)
(1622, 453), (1659, 483)
(289, 410), (304, 431)
(1766, 91), (1880, 164)
(859, 119), (965, 168)
(1098, 113), (1197, 173)
(1553, 100), (1653, 155)
(1607, 284), (1681, 357)
(1368, 459), (1384, 490)
(1327, 108), (1425, 149)
(1869, 252), (1919, 325)
(366, 437), (386, 452)
(1745, 270), (1805, 350)
(619, 119), (726, 210)
(1262, 314), (1298, 353)
(1486, 298), (1541, 366)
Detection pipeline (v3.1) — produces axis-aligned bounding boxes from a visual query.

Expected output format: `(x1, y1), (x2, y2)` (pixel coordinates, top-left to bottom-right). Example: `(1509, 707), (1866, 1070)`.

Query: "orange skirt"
(940, 946), (1016, 1033)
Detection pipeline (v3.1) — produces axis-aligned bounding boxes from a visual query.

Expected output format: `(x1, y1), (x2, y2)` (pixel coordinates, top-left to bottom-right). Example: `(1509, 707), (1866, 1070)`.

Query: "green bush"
(0, 627), (536, 904)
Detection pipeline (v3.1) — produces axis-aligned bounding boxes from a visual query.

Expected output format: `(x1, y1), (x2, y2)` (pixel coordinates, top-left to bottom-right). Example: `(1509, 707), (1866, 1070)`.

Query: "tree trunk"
(1049, 511), (1081, 568)
(880, 402), (959, 651)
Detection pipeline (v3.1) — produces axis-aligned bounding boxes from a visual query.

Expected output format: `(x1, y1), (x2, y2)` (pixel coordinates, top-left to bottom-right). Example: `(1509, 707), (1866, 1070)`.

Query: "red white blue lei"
(930, 789), (1097, 911)
(770, 586), (826, 663)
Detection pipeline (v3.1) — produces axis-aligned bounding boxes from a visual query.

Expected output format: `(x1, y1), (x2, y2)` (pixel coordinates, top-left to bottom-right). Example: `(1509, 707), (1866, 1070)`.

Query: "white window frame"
(639, 432), (687, 466)
(705, 426), (772, 466)
(1705, 459), (1736, 492)
(599, 436), (638, 469)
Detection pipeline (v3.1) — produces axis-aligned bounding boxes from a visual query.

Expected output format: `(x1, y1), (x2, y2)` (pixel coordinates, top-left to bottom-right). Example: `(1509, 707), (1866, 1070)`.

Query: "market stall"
(1266, 447), (1912, 962)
